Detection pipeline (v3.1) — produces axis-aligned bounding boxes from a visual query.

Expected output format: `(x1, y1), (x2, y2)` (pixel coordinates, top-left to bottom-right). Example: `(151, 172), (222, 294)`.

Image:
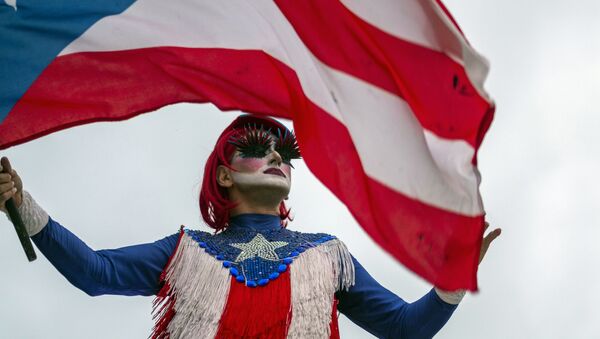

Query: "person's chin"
(262, 180), (291, 194)
(238, 177), (288, 190)
(263, 180), (290, 193)
(258, 174), (290, 187)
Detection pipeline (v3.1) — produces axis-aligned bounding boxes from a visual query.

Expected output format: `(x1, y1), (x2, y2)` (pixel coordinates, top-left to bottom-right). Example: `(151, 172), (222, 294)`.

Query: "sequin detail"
(184, 228), (336, 288)
(230, 234), (288, 262)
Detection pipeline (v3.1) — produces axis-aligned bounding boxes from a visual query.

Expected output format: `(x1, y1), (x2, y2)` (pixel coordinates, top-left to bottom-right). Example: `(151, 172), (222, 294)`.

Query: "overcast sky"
(1, 0), (599, 338)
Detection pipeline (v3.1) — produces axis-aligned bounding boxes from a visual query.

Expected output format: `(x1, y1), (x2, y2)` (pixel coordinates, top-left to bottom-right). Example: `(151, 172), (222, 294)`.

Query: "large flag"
(0, 0), (493, 290)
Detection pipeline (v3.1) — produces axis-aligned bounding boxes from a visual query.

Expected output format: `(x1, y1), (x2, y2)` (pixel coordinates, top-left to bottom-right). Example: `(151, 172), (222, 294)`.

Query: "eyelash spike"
(275, 128), (301, 167)
(228, 124), (273, 158)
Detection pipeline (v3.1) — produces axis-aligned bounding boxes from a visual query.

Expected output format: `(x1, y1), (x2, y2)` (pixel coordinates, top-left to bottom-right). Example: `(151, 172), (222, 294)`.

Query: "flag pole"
(1, 158), (37, 262)
(6, 198), (37, 262)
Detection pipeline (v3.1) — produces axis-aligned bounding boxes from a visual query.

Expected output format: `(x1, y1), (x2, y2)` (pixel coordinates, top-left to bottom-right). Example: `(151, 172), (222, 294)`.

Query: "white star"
(230, 234), (288, 262)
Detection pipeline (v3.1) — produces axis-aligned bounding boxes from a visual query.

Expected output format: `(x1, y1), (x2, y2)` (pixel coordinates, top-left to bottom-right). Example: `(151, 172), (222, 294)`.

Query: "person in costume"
(0, 114), (499, 339)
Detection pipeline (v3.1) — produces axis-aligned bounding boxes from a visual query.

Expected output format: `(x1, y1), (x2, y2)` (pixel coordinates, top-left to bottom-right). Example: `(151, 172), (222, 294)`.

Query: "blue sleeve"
(31, 217), (179, 297)
(336, 256), (458, 339)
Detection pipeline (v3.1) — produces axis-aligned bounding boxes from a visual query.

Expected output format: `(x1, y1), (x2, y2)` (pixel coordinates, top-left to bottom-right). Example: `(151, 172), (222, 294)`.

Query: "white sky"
(1, 0), (600, 338)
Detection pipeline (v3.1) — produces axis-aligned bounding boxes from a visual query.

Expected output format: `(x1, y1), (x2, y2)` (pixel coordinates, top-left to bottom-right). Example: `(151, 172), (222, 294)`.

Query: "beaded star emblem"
(230, 234), (288, 262)
(185, 228), (336, 288)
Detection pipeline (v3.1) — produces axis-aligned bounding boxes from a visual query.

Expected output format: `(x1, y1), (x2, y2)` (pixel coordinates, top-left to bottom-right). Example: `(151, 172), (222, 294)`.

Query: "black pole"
(6, 198), (37, 262)
(6, 197), (36, 261)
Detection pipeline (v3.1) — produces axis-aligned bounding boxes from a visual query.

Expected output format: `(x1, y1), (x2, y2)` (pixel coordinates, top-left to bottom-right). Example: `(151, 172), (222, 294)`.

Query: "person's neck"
(230, 201), (279, 217)
(228, 189), (282, 217)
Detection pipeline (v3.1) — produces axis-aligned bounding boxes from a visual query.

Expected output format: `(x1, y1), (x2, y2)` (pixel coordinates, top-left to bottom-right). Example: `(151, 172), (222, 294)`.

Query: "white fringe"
(287, 239), (355, 338)
(163, 234), (232, 339)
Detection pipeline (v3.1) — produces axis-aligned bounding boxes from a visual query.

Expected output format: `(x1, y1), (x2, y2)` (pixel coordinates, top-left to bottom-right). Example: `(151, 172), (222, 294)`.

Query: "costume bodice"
(152, 214), (355, 339)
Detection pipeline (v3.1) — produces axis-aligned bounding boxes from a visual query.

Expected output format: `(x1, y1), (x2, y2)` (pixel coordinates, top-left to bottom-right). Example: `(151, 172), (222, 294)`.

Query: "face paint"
(274, 128), (301, 167)
(228, 125), (273, 160)
(229, 148), (292, 195)
(229, 124), (301, 167)
(234, 156), (267, 173)
(227, 124), (297, 195)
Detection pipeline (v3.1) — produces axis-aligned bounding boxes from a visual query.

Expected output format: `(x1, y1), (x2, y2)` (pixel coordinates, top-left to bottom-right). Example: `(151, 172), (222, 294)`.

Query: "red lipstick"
(263, 168), (286, 177)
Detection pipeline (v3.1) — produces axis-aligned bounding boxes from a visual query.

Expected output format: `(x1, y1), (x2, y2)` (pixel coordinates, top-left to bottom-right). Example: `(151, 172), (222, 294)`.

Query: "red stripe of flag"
(276, 0), (492, 148)
(0, 48), (293, 149)
(293, 99), (483, 289)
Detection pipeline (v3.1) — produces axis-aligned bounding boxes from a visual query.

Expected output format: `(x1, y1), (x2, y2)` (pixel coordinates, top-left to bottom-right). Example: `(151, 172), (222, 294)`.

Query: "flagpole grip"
(6, 198), (37, 262)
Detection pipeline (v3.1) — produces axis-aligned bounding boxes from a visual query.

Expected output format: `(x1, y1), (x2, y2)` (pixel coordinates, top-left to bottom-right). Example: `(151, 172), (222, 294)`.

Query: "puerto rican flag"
(0, 0), (494, 290)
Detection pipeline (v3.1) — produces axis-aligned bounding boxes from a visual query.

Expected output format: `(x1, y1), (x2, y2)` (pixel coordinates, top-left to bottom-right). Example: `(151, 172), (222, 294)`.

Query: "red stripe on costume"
(329, 297), (340, 339)
(151, 227), (185, 339)
(215, 272), (292, 338)
(275, 0), (492, 148)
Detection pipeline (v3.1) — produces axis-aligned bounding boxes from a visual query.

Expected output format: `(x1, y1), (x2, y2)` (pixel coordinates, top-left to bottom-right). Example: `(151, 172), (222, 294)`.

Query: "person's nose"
(269, 149), (283, 166)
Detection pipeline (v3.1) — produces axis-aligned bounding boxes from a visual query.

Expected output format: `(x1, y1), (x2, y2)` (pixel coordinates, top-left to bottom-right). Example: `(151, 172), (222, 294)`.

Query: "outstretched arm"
(337, 225), (500, 339)
(31, 215), (179, 296)
(1, 157), (179, 297)
(337, 257), (457, 339)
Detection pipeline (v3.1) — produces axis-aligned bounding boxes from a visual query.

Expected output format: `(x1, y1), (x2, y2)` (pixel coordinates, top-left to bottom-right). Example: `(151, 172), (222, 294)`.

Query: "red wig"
(199, 114), (292, 232)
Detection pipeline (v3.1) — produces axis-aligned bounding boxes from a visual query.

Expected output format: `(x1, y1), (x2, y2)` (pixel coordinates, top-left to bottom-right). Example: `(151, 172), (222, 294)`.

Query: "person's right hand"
(0, 157), (23, 212)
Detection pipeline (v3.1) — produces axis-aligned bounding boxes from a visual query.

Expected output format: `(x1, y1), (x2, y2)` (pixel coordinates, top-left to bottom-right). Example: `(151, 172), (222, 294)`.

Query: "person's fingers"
(482, 229), (499, 250)
(0, 173), (12, 183)
(10, 169), (22, 189)
(485, 228), (501, 245)
(0, 157), (13, 174)
(0, 187), (17, 202)
(0, 181), (15, 193)
(479, 227), (501, 263)
(484, 221), (490, 232)
(0, 159), (23, 208)
(0, 159), (22, 190)
(0, 188), (16, 212)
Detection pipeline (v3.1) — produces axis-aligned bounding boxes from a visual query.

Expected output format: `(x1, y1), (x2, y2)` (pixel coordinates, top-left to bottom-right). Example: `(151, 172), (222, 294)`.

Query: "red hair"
(199, 115), (292, 232)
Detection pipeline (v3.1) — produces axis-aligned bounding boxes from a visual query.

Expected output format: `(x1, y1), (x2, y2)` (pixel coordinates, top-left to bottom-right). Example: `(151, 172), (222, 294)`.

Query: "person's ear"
(216, 165), (234, 188)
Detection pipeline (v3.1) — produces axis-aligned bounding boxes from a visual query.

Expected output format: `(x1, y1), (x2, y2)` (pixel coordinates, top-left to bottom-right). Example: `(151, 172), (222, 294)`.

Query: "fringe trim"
(287, 239), (355, 339)
(152, 232), (232, 339)
(152, 228), (185, 339)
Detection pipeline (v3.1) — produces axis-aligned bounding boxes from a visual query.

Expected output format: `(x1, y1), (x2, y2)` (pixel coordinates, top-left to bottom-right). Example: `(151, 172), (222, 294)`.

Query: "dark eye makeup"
(274, 128), (301, 166)
(228, 124), (273, 159)
(228, 124), (301, 166)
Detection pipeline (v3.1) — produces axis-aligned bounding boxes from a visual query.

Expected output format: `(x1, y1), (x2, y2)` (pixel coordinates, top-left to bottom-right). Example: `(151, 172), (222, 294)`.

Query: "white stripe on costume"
(288, 239), (355, 339)
(160, 233), (231, 339)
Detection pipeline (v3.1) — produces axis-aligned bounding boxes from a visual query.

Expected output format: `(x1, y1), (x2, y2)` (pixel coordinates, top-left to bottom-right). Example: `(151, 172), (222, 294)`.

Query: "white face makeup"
(223, 125), (300, 209)
(229, 145), (292, 196)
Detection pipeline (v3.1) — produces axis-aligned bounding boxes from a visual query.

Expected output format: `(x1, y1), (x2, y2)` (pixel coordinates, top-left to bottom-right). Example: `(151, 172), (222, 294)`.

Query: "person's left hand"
(0, 157), (23, 213)
(479, 221), (501, 264)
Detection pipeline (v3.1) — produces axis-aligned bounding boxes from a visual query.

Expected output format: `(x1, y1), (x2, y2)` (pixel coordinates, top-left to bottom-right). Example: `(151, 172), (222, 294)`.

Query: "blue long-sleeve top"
(31, 215), (457, 339)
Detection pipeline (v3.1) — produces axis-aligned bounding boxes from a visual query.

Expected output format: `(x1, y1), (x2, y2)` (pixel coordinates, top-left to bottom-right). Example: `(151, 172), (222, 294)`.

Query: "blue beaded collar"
(185, 214), (335, 288)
